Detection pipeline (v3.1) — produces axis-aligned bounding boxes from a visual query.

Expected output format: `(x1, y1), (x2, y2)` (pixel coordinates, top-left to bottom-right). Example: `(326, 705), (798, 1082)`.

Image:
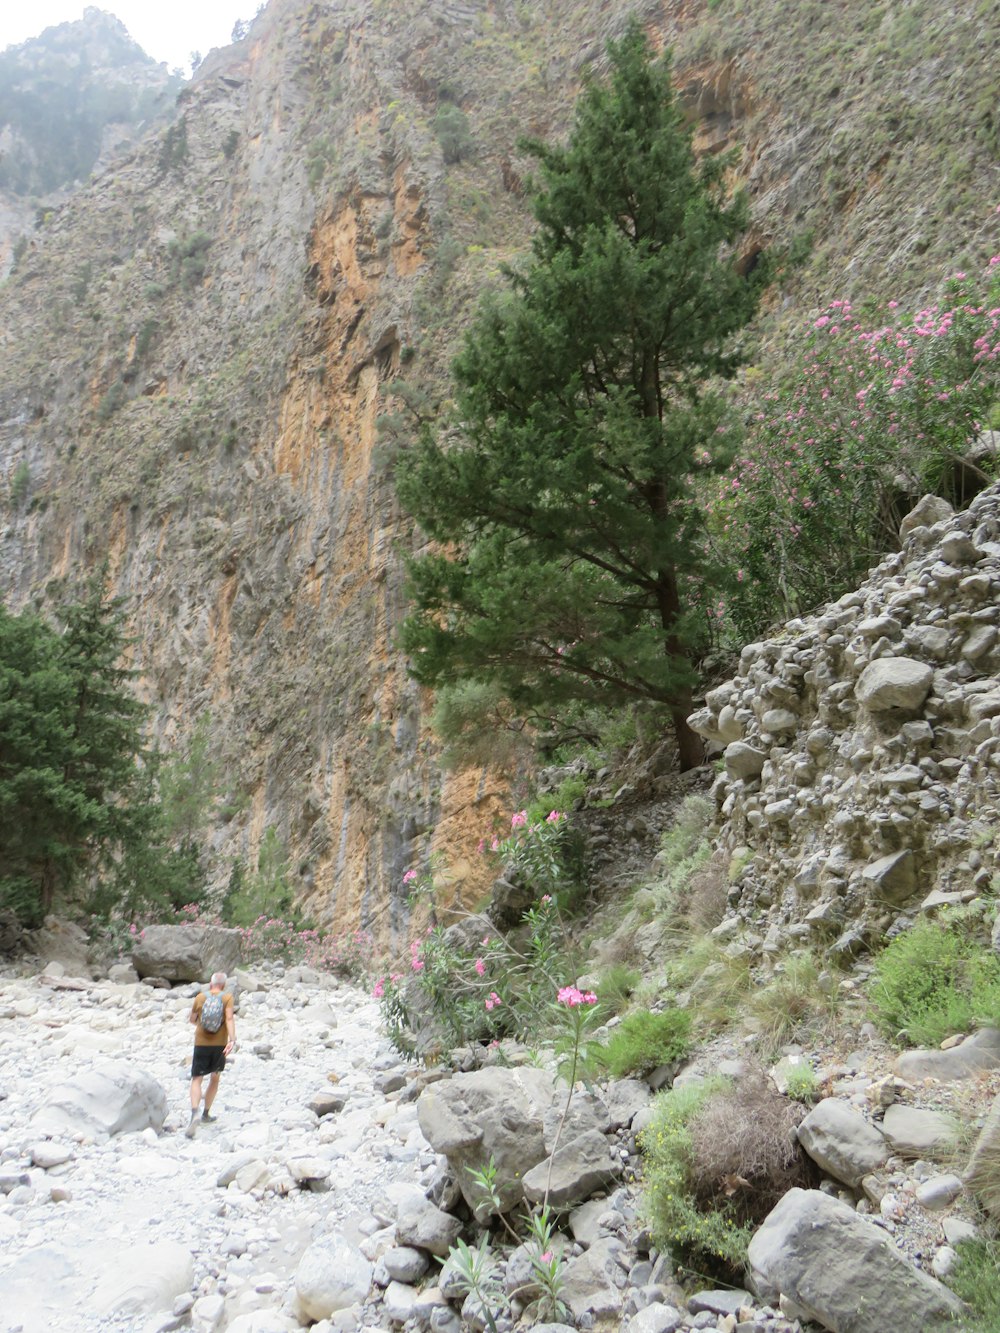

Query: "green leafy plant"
(596, 963), (641, 1016)
(870, 911), (1000, 1047)
(947, 1238), (1000, 1331)
(433, 102), (476, 163)
(640, 1079), (753, 1275)
(598, 1007), (692, 1077)
(784, 1062), (820, 1103)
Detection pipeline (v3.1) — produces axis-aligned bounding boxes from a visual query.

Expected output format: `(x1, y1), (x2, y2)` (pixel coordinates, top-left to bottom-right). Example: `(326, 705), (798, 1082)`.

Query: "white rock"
(92, 1240), (194, 1316)
(295, 1232), (373, 1321)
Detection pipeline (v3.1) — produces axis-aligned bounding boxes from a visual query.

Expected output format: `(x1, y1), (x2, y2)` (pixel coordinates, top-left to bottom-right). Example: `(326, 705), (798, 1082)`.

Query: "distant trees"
(0, 583), (213, 926)
(396, 22), (766, 768)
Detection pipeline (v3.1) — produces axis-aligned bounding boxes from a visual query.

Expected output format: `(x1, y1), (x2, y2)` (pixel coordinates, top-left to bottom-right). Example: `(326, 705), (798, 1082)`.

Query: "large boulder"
(92, 1241), (193, 1316)
(893, 1028), (1000, 1081)
(796, 1100), (889, 1188)
(522, 1129), (622, 1208)
(417, 1067), (553, 1217)
(855, 658), (933, 714)
(881, 1105), (958, 1159)
(747, 1188), (964, 1331)
(394, 1197), (463, 1257)
(130, 923), (242, 982)
(31, 1060), (167, 1141)
(560, 1236), (627, 1321)
(294, 1231), (373, 1321)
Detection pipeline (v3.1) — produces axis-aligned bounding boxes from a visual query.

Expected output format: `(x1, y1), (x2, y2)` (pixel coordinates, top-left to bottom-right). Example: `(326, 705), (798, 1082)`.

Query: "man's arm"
(225, 998), (236, 1053)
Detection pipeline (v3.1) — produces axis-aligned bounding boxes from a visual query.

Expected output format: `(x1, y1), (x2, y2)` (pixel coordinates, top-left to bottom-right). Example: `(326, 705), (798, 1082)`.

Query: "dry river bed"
(0, 963), (422, 1333)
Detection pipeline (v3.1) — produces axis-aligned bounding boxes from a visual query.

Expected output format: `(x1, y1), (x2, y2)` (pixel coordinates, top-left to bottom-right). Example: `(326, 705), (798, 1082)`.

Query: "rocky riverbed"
(0, 961), (424, 1333)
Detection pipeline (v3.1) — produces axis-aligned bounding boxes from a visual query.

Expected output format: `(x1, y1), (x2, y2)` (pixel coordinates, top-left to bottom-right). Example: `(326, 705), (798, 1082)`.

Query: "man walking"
(186, 970), (236, 1137)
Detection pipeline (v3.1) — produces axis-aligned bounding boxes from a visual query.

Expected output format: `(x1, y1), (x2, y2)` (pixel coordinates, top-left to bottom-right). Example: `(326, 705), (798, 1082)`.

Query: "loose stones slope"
(691, 480), (1000, 955)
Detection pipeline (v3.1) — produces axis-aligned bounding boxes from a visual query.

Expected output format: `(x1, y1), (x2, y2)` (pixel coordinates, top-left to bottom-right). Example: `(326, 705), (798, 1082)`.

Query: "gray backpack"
(200, 992), (225, 1033)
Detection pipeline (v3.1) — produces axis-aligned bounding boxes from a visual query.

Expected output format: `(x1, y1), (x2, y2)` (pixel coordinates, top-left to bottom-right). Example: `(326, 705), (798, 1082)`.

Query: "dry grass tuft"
(686, 1070), (817, 1224)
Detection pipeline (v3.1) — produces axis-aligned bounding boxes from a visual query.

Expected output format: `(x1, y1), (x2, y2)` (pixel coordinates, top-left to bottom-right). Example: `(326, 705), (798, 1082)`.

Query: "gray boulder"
(417, 1066), (553, 1217)
(860, 850), (915, 904)
(294, 1231), (373, 1322)
(624, 1305), (684, 1333)
(855, 658), (933, 713)
(881, 1105), (958, 1158)
(395, 1196), (462, 1257)
(522, 1129), (622, 1208)
(560, 1236), (627, 1321)
(602, 1078), (651, 1131)
(893, 1028), (1000, 1081)
(747, 1188), (964, 1331)
(31, 1060), (167, 1140)
(131, 923), (242, 982)
(797, 1099), (889, 1188)
(724, 742), (767, 780)
(542, 1089), (610, 1149)
(899, 494), (954, 538)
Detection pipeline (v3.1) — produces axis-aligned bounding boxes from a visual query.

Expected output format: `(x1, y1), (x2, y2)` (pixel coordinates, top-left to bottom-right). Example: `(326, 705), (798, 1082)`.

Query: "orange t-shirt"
(192, 991), (234, 1047)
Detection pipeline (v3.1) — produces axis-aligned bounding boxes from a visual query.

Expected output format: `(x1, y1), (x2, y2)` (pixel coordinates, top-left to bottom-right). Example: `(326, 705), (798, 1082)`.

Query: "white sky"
(0, 2), (253, 75)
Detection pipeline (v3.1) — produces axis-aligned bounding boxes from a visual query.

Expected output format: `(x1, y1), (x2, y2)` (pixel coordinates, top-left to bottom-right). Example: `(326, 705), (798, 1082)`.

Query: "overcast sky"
(0, 2), (253, 74)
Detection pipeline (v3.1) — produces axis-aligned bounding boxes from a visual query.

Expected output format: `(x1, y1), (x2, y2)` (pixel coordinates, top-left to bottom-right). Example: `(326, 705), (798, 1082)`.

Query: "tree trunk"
(672, 698), (705, 772)
(653, 562), (705, 772)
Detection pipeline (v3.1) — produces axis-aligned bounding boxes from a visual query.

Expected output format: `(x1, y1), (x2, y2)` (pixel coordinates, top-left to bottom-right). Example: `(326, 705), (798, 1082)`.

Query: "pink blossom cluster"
(485, 991), (502, 1010)
(557, 985), (598, 1007)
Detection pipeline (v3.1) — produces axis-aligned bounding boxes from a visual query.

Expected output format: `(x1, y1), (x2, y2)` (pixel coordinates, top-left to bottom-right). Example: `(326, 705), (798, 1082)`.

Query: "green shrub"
(784, 1061), (820, 1103)
(639, 1079), (753, 1275)
(433, 103), (475, 164)
(947, 1239), (1000, 1331)
(870, 912), (1000, 1047)
(598, 1007), (692, 1077)
(596, 963), (640, 1016)
(9, 460), (30, 506)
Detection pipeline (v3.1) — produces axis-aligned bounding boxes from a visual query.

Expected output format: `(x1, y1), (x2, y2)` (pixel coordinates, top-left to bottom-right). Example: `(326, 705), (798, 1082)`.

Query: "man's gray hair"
(210, 971), (227, 987)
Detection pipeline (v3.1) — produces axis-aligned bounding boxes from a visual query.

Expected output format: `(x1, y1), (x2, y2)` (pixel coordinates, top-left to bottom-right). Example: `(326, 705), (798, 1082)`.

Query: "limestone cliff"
(0, 0), (997, 942)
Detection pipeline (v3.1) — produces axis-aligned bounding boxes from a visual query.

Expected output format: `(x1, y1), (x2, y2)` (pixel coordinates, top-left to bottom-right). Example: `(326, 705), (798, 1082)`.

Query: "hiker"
(186, 970), (236, 1137)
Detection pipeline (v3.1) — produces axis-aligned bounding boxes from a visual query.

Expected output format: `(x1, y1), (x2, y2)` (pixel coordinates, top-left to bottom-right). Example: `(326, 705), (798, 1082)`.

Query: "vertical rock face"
(690, 487), (1000, 953)
(1, 0), (998, 940)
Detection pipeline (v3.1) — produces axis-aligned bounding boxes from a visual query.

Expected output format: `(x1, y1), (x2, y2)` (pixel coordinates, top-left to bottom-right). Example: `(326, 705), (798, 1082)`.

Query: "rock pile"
(689, 485), (1000, 956)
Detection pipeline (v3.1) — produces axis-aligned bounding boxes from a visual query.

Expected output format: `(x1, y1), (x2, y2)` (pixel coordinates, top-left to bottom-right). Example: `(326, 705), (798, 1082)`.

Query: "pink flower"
(475, 957), (486, 976)
(540, 1251), (553, 1264)
(540, 894), (552, 904)
(485, 991), (502, 1010)
(373, 979), (385, 999)
(545, 810), (564, 824)
(511, 810), (528, 829)
(490, 836), (500, 852)
(557, 986), (598, 1007)
(481, 935), (490, 946)
(403, 869), (418, 884)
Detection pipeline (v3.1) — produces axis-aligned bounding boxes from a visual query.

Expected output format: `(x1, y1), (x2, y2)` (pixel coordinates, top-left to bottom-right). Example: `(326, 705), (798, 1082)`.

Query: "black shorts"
(191, 1046), (226, 1078)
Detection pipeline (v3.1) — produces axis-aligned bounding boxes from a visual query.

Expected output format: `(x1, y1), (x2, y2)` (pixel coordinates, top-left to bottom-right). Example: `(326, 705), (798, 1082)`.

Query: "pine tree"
(396, 22), (766, 769)
(0, 582), (161, 924)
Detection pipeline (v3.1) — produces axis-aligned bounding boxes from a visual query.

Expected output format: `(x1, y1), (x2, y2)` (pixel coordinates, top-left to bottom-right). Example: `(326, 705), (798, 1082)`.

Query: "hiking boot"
(185, 1108), (201, 1138)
